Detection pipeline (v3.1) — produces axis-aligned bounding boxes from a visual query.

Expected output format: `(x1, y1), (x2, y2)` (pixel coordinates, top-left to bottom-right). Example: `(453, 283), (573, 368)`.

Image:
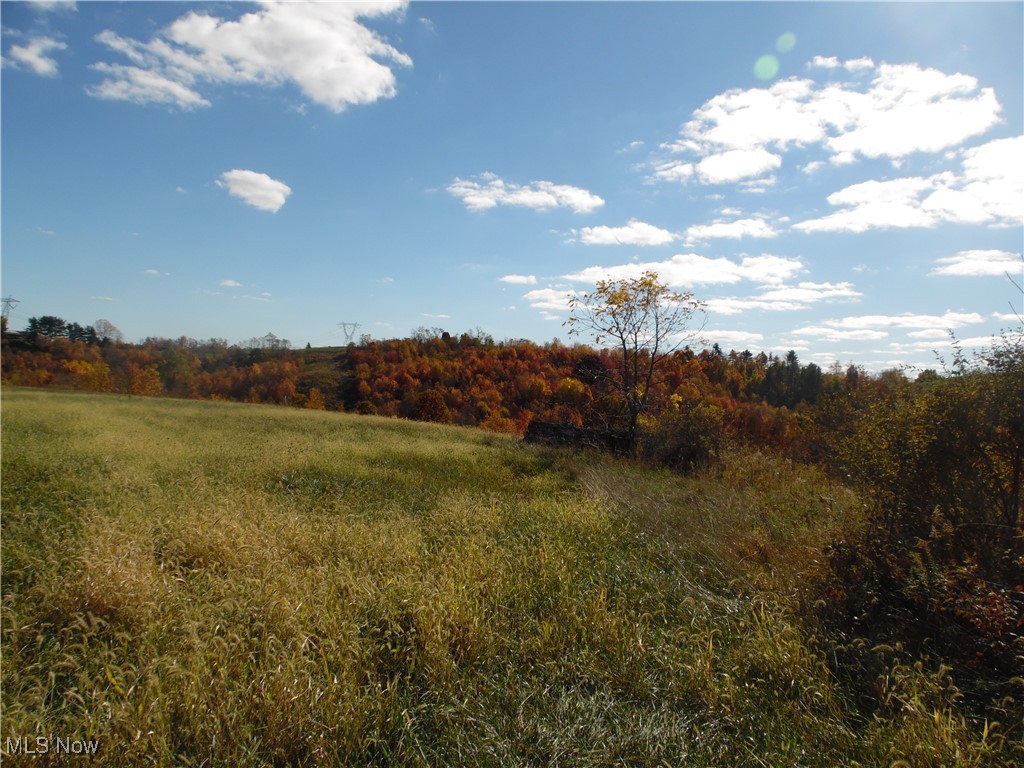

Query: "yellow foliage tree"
(566, 270), (705, 450)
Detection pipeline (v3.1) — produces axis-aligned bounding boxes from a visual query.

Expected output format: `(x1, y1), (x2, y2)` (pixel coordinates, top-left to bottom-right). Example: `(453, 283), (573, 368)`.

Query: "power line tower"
(1, 297), (19, 325)
(338, 322), (361, 345)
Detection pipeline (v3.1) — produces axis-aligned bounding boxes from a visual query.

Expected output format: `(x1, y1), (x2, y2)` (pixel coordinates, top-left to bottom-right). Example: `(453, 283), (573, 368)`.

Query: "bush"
(641, 394), (723, 472)
(814, 330), (1024, 724)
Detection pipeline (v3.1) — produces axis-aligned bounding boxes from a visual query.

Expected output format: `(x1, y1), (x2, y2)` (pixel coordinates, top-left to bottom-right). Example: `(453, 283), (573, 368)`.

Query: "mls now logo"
(4, 735), (100, 756)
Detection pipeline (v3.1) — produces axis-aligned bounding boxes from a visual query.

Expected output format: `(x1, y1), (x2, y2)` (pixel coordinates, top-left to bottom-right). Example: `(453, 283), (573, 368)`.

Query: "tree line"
(0, 310), (968, 456)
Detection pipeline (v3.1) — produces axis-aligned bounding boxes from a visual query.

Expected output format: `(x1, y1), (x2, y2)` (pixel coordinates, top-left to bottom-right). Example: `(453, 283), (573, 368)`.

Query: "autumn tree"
(566, 270), (705, 451)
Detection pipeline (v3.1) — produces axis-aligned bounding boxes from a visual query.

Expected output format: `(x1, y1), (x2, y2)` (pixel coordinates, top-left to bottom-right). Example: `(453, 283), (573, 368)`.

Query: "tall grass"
(2, 388), (1016, 766)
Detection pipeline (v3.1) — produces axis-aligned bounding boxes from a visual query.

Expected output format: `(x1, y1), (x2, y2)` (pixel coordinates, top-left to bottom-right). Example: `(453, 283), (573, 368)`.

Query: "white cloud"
(220, 279), (243, 288)
(448, 174), (604, 214)
(89, 62), (211, 109)
(421, 313), (450, 319)
(652, 160), (695, 182)
(886, 334), (1001, 354)
(931, 249), (1022, 277)
(808, 311), (986, 333)
(27, 1), (77, 11)
(655, 60), (1004, 187)
(88, 1), (411, 112)
(697, 147), (782, 184)
(685, 216), (777, 244)
(143, 269), (160, 276)
(792, 326), (889, 342)
(759, 281), (861, 303)
(217, 169), (292, 213)
(844, 57), (876, 72)
(708, 297), (807, 315)
(523, 287), (577, 312)
(577, 219), (676, 246)
(825, 65), (1001, 160)
(809, 56), (840, 70)
(993, 311), (1023, 323)
(707, 281), (861, 316)
(563, 252), (804, 288)
(680, 77), (825, 155)
(500, 274), (538, 285)
(906, 328), (953, 339)
(958, 135), (1024, 224)
(795, 177), (938, 233)
(707, 330), (764, 347)
(808, 56), (874, 73)
(795, 136), (1023, 232)
(5, 36), (67, 77)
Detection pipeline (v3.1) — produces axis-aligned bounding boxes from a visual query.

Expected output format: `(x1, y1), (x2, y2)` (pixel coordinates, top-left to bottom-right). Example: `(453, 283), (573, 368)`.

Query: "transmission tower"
(338, 321), (361, 345)
(1, 297), (19, 323)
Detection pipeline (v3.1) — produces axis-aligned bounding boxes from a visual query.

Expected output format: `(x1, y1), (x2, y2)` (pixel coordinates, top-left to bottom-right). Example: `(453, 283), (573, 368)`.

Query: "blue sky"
(2, 1), (1021, 370)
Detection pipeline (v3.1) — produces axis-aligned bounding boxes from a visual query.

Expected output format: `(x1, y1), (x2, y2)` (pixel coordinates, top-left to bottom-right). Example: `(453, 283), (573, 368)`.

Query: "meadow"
(1, 388), (1016, 766)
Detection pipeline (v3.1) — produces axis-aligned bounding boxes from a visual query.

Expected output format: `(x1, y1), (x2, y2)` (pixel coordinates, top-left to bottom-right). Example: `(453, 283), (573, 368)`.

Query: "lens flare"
(776, 32), (797, 53)
(754, 54), (779, 80)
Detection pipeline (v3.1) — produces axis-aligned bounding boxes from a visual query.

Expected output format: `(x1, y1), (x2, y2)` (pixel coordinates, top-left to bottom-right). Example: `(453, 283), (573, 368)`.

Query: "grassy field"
(1, 387), (1014, 766)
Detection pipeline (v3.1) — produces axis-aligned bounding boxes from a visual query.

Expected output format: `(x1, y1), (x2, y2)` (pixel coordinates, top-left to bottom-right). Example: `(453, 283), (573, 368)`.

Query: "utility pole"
(338, 322), (361, 345)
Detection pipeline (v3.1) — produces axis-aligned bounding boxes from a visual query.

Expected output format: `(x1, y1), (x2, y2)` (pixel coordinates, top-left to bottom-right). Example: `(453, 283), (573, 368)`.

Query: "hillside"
(2, 388), (1018, 766)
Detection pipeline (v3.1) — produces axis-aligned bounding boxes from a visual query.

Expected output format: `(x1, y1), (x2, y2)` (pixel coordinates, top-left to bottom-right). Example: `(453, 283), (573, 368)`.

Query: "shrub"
(814, 330), (1024, 725)
(641, 393), (723, 472)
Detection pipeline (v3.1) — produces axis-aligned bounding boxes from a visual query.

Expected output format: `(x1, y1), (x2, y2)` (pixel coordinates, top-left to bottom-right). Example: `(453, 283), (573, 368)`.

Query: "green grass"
(2, 387), (1016, 766)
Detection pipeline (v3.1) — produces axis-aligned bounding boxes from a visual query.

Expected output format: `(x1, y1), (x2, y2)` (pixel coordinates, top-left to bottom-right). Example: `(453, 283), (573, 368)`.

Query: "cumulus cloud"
(217, 169), (292, 213)
(563, 252), (804, 288)
(500, 274), (538, 285)
(448, 173), (604, 214)
(5, 36), (67, 77)
(696, 148), (782, 184)
(794, 135), (1023, 232)
(931, 249), (1022, 277)
(654, 60), (1004, 187)
(809, 55), (841, 70)
(577, 219), (676, 246)
(88, 1), (411, 111)
(523, 287), (577, 312)
(684, 216), (777, 245)
(825, 65), (1000, 160)
(220, 279), (243, 287)
(795, 177), (937, 233)
(707, 281), (861, 316)
(795, 312), (986, 341)
(958, 136), (1024, 223)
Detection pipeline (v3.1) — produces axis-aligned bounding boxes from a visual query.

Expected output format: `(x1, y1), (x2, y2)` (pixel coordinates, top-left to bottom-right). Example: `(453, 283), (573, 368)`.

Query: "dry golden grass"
(2, 388), (1016, 766)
